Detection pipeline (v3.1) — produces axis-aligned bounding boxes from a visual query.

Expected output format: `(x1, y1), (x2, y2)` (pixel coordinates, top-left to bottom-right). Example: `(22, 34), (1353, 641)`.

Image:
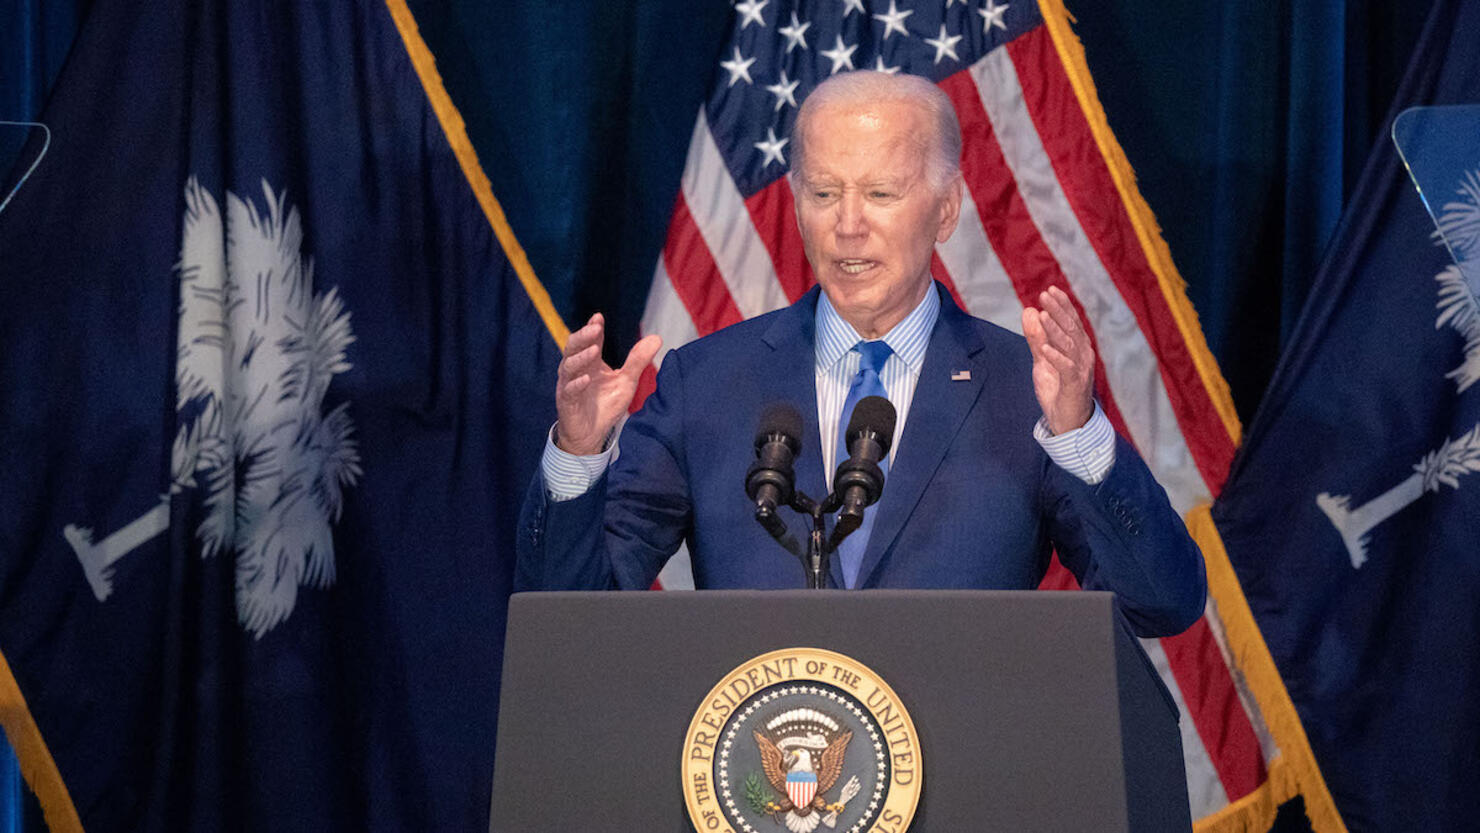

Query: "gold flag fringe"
(385, 0), (571, 348)
(1036, 0), (1241, 446)
(0, 648), (84, 832)
(1187, 505), (1348, 833)
(1036, 2), (1347, 828)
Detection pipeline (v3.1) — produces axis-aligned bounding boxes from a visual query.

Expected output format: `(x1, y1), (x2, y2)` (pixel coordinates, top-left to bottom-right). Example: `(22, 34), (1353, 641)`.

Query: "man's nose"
(835, 192), (867, 239)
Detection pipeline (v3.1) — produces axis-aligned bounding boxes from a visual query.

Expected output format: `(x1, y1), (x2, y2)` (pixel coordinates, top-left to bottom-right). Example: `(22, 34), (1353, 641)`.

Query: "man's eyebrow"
(801, 176), (906, 189)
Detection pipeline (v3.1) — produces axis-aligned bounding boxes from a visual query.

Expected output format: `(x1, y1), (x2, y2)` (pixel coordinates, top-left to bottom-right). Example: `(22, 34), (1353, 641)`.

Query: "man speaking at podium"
(517, 71), (1205, 639)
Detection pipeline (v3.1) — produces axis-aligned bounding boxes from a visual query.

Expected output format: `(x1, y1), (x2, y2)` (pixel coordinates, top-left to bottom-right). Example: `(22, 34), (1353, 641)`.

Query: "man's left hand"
(1022, 286), (1095, 435)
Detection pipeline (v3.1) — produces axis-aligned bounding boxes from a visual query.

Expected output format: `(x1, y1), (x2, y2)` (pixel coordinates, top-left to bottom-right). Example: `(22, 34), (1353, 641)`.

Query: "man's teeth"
(839, 260), (873, 274)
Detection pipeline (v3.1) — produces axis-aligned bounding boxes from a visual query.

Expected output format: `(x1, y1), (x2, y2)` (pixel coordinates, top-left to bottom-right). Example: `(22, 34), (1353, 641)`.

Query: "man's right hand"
(554, 313), (663, 455)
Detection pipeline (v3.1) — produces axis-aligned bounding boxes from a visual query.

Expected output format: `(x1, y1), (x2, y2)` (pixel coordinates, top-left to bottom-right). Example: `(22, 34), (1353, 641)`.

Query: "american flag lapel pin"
(951, 370), (971, 381)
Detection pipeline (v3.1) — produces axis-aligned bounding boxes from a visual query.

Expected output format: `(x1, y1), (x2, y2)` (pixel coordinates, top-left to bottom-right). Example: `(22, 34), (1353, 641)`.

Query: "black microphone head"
(755, 401), (804, 453)
(845, 395), (897, 455)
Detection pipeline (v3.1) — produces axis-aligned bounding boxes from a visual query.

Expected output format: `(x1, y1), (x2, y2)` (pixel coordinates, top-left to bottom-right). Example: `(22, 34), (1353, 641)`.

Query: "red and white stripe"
(642, 30), (1269, 822)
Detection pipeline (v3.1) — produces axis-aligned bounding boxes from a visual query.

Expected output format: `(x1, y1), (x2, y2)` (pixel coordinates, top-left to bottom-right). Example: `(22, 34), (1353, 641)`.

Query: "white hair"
(788, 70), (963, 192)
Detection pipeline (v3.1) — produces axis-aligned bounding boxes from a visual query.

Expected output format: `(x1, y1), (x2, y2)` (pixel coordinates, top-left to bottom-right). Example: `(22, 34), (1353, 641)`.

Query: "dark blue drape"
(400, 0), (735, 359)
(2, 2), (94, 827)
(0, 2), (1436, 831)
(0, 746), (15, 833)
(1072, 1), (1433, 422)
(0, 0), (89, 179)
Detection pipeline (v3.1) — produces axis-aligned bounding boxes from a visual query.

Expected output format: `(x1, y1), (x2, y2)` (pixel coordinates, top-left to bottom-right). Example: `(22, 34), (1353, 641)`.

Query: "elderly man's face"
(794, 98), (961, 337)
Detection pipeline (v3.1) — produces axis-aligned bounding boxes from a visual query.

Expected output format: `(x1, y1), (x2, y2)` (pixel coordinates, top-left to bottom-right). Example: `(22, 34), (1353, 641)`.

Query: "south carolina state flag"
(0, 2), (560, 831)
(1205, 1), (1480, 830)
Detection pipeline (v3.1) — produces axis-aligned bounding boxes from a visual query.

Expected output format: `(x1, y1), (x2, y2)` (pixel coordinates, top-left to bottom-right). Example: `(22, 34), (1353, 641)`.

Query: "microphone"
(832, 396), (896, 542)
(745, 403), (803, 547)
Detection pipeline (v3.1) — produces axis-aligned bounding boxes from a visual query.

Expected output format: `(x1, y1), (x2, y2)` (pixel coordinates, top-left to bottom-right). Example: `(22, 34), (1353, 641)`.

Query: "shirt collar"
(814, 283), (940, 374)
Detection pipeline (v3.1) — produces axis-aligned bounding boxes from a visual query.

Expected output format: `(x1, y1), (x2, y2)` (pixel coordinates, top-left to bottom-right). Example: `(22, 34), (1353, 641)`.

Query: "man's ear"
(935, 175), (964, 243)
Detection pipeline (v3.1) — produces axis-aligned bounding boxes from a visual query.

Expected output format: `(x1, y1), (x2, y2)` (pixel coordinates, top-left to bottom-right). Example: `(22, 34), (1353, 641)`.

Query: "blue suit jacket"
(518, 285), (1205, 637)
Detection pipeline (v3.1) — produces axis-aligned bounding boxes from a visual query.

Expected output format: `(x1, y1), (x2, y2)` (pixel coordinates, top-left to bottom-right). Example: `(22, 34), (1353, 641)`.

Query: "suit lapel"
(854, 291), (987, 588)
(760, 288), (836, 586)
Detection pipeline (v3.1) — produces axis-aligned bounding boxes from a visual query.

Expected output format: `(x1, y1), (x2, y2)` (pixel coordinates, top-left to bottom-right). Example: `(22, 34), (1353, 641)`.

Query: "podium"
(489, 590), (1190, 832)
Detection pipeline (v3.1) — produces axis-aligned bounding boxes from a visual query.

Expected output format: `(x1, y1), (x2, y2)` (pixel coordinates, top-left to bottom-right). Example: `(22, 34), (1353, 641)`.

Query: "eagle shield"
(786, 770), (818, 808)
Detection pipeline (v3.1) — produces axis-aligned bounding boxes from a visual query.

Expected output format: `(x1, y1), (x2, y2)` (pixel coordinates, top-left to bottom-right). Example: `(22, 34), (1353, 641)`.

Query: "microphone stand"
(749, 398), (893, 589)
(785, 490), (848, 590)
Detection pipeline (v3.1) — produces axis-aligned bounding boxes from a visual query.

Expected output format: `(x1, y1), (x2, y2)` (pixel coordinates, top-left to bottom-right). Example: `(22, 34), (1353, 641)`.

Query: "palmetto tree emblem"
(64, 177), (361, 637)
(1316, 169), (1480, 567)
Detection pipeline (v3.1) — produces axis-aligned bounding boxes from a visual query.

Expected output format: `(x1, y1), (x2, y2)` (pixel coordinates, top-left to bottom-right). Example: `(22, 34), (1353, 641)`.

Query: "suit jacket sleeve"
(515, 350), (693, 591)
(1042, 432), (1207, 637)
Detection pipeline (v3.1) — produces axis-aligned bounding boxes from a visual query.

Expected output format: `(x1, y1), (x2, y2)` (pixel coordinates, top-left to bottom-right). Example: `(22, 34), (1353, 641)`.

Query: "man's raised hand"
(554, 313), (662, 455)
(1021, 287), (1095, 436)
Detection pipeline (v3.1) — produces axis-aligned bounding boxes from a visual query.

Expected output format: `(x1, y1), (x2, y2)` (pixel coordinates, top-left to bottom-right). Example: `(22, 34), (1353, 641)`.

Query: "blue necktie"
(835, 340), (893, 588)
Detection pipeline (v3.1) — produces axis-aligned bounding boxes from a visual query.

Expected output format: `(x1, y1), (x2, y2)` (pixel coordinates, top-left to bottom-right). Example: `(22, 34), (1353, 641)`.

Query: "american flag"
(641, 0), (1275, 826)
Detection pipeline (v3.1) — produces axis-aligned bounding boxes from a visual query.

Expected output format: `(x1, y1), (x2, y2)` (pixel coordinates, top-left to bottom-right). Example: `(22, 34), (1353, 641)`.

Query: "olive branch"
(744, 772), (775, 816)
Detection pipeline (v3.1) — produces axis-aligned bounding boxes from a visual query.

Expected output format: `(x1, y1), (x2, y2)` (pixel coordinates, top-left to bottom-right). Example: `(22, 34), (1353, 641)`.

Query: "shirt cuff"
(1033, 402), (1116, 485)
(541, 423), (617, 502)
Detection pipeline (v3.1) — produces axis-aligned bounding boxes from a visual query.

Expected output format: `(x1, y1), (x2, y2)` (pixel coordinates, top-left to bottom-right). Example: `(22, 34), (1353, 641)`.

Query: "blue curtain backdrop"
(0, 1), (1435, 831)
(2, 5), (98, 830)
(1072, 2), (1432, 423)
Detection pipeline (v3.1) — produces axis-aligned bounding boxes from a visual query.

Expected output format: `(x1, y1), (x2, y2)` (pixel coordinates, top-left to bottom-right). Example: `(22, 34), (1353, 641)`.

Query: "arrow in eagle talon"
(820, 775), (861, 828)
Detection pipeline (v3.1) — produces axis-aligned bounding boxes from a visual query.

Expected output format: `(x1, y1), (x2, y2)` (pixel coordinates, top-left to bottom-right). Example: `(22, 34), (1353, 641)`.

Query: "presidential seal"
(682, 648), (921, 833)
